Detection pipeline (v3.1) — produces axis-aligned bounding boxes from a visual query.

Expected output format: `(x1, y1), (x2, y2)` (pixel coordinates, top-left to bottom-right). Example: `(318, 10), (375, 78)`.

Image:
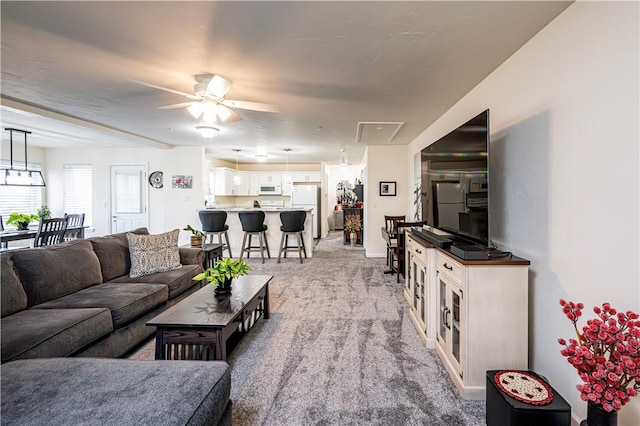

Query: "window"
(0, 161), (43, 227)
(64, 164), (92, 226)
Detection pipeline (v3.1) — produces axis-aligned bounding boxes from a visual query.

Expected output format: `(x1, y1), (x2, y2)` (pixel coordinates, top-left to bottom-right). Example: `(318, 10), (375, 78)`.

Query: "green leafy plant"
(193, 258), (251, 287)
(183, 224), (205, 236)
(7, 213), (39, 229)
(37, 205), (52, 219)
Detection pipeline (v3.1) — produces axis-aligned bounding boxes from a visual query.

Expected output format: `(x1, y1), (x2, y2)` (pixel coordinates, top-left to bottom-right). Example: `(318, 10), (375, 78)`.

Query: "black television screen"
(421, 109), (489, 246)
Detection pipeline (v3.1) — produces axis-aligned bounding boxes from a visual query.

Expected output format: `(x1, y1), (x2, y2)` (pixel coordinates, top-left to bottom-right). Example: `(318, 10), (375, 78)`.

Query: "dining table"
(0, 226), (87, 247)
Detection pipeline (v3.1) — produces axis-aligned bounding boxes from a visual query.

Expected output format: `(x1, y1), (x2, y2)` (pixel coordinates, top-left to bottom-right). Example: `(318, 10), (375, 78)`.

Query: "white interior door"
(110, 165), (148, 233)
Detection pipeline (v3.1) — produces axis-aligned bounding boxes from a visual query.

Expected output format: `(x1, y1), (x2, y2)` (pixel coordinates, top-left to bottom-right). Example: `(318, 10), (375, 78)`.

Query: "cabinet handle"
(445, 308), (451, 330)
(443, 263), (453, 271)
(441, 306), (447, 328)
(415, 248), (422, 254)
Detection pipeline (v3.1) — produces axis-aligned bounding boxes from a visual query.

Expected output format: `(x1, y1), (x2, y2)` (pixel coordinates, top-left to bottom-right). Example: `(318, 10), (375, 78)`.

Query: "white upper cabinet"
(292, 172), (321, 183)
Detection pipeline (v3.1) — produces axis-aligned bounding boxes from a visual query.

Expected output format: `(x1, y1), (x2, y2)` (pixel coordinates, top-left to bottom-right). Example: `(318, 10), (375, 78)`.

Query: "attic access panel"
(356, 122), (404, 145)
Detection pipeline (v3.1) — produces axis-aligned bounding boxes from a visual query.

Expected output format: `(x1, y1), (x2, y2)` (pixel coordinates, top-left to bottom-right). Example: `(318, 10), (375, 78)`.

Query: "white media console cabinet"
(404, 229), (530, 400)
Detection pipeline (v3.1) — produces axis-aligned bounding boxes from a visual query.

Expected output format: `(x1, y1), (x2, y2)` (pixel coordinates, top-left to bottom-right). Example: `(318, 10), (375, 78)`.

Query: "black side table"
(181, 243), (224, 269)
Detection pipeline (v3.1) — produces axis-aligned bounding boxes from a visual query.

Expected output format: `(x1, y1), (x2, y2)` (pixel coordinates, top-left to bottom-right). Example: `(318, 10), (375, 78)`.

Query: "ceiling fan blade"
(157, 102), (197, 110)
(126, 77), (199, 100)
(220, 99), (280, 113)
(227, 109), (243, 122)
(206, 75), (233, 99)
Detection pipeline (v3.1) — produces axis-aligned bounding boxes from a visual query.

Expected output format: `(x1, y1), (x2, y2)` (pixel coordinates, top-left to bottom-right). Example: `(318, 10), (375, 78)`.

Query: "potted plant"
(183, 224), (205, 247)
(37, 205), (52, 220)
(344, 213), (362, 247)
(192, 257), (251, 295)
(7, 213), (39, 230)
(558, 299), (640, 426)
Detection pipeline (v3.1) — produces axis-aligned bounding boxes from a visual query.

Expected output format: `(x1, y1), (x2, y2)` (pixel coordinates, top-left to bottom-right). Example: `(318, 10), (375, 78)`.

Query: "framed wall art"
(172, 175), (192, 189)
(379, 181), (396, 196)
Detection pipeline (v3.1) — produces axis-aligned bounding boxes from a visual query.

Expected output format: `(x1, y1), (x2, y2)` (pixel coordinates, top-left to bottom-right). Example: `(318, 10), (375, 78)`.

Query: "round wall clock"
(149, 171), (163, 188)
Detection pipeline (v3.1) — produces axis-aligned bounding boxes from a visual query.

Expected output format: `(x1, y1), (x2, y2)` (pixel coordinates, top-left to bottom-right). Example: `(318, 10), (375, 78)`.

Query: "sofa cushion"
(10, 239), (103, 307)
(90, 227), (149, 282)
(1, 358), (231, 426)
(0, 252), (28, 317)
(32, 283), (168, 328)
(127, 229), (182, 278)
(108, 263), (203, 299)
(1, 308), (113, 363)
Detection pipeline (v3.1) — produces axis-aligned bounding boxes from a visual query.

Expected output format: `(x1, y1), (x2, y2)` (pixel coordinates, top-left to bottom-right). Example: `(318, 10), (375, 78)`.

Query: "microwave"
(258, 184), (281, 195)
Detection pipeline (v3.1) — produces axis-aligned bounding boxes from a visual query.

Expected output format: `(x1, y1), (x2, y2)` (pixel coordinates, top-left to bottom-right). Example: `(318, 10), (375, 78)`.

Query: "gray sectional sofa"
(1, 227), (205, 363)
(1, 228), (233, 426)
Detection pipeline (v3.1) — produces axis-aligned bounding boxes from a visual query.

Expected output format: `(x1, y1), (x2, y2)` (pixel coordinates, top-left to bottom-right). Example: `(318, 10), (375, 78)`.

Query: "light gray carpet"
(131, 232), (485, 425)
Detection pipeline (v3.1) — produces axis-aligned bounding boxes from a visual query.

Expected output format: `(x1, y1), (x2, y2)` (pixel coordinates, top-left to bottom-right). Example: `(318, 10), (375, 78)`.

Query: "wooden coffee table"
(147, 275), (271, 361)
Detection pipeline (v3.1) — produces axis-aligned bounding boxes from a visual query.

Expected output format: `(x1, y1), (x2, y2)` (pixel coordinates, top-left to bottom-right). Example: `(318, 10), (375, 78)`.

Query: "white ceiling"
(0, 1), (571, 165)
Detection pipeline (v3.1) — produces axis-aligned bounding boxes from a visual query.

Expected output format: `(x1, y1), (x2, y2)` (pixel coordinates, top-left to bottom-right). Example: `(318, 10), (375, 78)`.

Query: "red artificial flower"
(559, 300), (640, 412)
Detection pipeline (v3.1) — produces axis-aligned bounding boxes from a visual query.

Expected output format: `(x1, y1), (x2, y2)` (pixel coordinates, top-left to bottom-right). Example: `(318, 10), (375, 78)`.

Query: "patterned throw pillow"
(126, 229), (182, 278)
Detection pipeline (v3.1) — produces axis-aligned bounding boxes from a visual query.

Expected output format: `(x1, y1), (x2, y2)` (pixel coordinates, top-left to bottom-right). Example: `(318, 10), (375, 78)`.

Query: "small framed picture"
(379, 181), (396, 196)
(172, 175), (193, 189)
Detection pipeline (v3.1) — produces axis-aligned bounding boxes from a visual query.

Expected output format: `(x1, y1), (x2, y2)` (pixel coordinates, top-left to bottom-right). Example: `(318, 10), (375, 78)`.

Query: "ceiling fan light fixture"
(187, 103), (204, 119)
(216, 104), (233, 122)
(206, 75), (233, 99)
(196, 126), (219, 139)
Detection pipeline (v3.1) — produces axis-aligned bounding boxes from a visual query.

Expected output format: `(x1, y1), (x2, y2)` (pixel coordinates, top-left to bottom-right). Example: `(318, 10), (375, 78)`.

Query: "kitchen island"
(205, 208), (314, 259)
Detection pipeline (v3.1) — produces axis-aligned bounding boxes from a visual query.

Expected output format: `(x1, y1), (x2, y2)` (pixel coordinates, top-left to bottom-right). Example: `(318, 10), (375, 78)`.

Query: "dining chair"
(0, 215), (5, 249)
(384, 215), (405, 269)
(63, 213), (85, 240)
(33, 217), (68, 247)
(390, 221), (428, 283)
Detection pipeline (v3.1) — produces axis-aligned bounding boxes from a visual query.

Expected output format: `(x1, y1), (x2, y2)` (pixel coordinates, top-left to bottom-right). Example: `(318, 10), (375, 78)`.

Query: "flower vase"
(350, 232), (357, 247)
(579, 402), (618, 426)
(214, 277), (233, 296)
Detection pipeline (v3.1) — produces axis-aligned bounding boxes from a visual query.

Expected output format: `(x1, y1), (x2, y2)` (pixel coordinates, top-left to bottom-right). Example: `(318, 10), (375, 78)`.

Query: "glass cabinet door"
(438, 278), (447, 343)
(451, 287), (461, 365)
(419, 266), (426, 325)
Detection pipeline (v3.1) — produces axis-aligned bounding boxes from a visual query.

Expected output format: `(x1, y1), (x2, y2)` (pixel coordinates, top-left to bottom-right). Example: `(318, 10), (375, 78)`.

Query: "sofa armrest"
(179, 248), (203, 266)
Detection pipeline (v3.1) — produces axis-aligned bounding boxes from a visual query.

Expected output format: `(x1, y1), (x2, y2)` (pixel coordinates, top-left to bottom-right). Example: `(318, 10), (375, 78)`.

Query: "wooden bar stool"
(238, 211), (270, 263)
(199, 210), (232, 258)
(277, 210), (307, 264)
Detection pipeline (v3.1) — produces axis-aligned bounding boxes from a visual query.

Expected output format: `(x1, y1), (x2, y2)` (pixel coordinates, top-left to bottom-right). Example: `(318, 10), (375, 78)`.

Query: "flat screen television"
(420, 109), (489, 246)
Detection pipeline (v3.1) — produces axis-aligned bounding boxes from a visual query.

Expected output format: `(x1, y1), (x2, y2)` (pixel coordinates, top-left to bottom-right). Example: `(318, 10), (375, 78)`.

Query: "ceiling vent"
(355, 122), (404, 145)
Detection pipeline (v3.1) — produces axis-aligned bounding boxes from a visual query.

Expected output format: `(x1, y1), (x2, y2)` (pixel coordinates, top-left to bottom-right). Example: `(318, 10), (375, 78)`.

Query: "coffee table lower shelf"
(148, 275), (271, 362)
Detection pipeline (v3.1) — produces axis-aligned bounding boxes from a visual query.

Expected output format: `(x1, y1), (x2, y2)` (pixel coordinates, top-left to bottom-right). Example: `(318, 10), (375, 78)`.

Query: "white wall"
(45, 145), (206, 245)
(408, 2), (639, 424)
(365, 145), (409, 257)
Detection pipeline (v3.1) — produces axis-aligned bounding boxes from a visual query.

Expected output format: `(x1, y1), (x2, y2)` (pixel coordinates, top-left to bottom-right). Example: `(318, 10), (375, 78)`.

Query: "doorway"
(109, 164), (148, 234)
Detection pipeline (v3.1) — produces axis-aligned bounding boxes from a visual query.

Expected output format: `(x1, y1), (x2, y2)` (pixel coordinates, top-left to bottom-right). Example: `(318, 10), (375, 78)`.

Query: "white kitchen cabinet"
(292, 172), (320, 183)
(257, 172), (282, 185)
(405, 232), (529, 400)
(214, 168), (250, 196)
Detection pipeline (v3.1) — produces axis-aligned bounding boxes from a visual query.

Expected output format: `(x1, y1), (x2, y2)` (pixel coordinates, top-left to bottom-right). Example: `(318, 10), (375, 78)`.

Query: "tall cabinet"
(404, 230), (530, 400)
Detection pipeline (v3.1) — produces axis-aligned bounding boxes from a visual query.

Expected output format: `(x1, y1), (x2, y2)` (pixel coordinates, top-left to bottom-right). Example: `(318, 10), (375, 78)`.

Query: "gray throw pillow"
(126, 229), (182, 278)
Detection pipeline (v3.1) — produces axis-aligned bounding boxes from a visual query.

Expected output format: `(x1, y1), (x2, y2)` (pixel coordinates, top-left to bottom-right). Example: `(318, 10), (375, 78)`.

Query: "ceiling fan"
(126, 74), (279, 123)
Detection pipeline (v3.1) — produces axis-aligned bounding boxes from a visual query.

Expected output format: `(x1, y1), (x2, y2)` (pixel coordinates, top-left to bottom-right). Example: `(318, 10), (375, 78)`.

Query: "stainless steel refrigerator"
(291, 184), (320, 238)
(435, 182), (465, 233)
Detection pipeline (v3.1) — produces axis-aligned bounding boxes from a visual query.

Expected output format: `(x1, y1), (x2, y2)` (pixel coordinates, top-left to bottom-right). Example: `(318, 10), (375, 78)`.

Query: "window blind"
(63, 164), (92, 226)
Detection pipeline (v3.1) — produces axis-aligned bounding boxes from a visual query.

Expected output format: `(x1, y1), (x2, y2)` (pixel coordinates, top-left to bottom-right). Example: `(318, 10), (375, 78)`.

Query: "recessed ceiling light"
(255, 154), (268, 162)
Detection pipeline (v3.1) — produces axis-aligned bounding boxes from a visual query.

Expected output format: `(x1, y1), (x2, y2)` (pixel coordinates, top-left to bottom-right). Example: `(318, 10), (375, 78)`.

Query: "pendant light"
(232, 149), (242, 186)
(1, 128), (46, 186)
(282, 148), (292, 185)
